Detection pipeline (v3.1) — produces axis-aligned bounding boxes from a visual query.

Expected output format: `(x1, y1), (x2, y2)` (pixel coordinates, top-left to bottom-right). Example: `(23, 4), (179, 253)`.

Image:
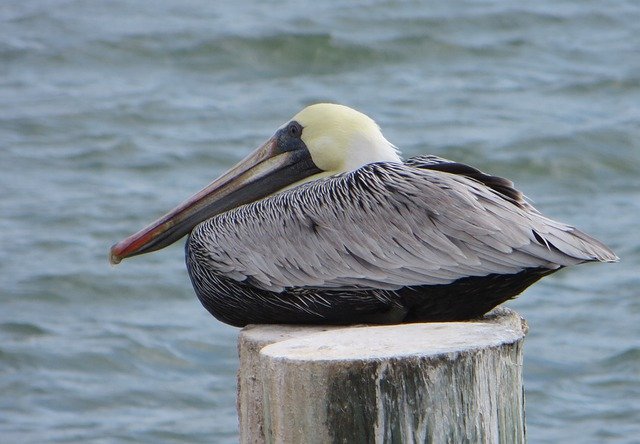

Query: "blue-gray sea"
(1, 1), (639, 442)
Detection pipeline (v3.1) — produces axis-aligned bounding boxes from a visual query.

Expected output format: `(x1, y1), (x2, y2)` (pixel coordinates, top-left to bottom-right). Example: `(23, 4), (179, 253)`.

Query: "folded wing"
(191, 159), (617, 293)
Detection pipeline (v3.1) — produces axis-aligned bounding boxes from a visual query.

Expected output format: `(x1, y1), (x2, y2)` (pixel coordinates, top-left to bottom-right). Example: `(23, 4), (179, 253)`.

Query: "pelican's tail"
(529, 218), (619, 267)
(567, 228), (619, 263)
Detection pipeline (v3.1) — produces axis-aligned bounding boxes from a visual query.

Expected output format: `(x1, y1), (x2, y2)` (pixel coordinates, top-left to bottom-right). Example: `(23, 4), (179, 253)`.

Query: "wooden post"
(237, 307), (527, 444)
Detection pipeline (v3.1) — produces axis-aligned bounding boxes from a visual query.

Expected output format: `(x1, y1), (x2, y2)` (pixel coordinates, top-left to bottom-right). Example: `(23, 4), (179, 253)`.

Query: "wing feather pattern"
(190, 159), (617, 293)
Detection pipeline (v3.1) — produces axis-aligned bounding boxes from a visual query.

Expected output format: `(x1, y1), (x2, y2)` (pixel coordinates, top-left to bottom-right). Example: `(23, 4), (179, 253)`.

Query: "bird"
(110, 103), (618, 327)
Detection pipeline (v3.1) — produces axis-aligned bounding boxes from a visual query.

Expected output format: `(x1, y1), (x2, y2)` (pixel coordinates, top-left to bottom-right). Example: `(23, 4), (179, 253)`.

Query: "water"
(1, 0), (639, 442)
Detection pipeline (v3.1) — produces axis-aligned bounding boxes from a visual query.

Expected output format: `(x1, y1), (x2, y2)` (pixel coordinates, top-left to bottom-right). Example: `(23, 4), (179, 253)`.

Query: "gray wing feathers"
(192, 162), (617, 292)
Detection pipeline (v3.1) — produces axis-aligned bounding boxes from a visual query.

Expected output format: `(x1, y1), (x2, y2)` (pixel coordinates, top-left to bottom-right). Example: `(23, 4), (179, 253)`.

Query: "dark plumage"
(186, 156), (615, 327)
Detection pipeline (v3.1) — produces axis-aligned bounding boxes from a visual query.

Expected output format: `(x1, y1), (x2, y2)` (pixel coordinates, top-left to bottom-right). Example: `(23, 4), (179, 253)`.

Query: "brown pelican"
(110, 103), (617, 327)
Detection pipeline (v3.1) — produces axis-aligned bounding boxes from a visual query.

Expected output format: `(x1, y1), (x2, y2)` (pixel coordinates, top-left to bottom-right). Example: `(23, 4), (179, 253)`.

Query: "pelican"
(110, 103), (617, 327)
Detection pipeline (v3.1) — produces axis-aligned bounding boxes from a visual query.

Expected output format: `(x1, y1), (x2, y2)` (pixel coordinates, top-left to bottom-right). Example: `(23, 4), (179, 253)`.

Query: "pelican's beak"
(110, 136), (320, 264)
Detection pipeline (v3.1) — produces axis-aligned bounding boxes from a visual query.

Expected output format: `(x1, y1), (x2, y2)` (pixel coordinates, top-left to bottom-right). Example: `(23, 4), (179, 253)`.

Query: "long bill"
(110, 136), (321, 264)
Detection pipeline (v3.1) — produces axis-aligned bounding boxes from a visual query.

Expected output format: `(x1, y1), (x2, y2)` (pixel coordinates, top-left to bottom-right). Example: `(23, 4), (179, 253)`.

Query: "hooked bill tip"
(109, 244), (123, 265)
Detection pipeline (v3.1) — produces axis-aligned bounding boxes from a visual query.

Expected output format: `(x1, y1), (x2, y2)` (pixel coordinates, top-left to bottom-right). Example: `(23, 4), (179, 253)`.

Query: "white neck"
(342, 129), (401, 171)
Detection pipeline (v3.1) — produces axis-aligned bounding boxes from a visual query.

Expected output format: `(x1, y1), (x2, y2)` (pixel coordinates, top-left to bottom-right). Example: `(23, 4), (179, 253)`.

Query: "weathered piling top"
(238, 308), (528, 444)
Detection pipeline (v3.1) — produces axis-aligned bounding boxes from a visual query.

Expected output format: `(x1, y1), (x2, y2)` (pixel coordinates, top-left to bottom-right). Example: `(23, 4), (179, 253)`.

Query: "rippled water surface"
(1, 1), (639, 442)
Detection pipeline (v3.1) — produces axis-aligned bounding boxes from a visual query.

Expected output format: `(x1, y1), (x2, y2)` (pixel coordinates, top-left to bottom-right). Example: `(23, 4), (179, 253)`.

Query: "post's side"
(237, 308), (528, 444)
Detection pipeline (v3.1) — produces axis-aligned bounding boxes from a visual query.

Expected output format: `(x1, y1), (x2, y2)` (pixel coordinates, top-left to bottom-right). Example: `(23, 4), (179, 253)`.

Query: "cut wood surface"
(237, 307), (528, 444)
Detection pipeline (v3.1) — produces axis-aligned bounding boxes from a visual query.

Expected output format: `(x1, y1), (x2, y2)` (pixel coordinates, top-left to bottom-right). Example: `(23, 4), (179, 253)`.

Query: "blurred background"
(1, 1), (639, 442)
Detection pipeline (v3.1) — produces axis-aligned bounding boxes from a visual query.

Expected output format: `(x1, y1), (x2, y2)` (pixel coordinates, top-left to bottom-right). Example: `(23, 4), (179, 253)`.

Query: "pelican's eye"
(287, 121), (303, 138)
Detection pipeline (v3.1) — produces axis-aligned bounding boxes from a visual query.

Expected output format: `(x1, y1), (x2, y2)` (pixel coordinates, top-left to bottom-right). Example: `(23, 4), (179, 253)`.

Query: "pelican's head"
(110, 103), (400, 264)
(291, 103), (400, 176)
